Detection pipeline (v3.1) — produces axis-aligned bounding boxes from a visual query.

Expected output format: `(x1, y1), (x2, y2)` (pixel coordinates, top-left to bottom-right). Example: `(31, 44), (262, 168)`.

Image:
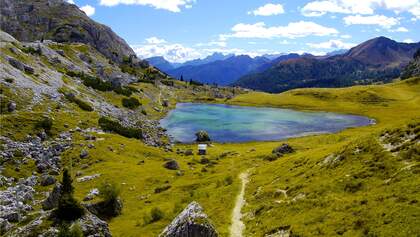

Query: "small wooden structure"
(198, 144), (207, 155)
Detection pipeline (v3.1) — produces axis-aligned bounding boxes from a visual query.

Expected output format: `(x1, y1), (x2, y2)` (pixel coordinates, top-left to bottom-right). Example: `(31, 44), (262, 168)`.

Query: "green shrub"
(58, 223), (83, 237)
(99, 182), (121, 204)
(35, 116), (53, 133)
(81, 75), (113, 91)
(224, 176), (233, 186)
(122, 97), (141, 109)
(93, 182), (123, 218)
(113, 86), (133, 97)
(137, 78), (154, 84)
(65, 93), (94, 111)
(144, 207), (164, 224)
(22, 46), (42, 55)
(98, 117), (142, 139)
(65, 70), (113, 91)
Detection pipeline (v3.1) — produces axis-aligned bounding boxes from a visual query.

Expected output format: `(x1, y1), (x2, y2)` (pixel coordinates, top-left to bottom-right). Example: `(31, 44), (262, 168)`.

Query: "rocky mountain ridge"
(0, 0), (139, 65)
(234, 37), (420, 93)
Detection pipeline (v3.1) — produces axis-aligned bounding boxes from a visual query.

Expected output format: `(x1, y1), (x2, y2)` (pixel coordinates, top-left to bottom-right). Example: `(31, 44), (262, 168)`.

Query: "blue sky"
(70, 0), (420, 62)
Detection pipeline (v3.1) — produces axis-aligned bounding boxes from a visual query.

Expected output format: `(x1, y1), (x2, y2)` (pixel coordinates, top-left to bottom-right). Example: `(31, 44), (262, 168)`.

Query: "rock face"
(42, 183), (61, 210)
(79, 212), (112, 237)
(0, 176), (37, 223)
(159, 201), (218, 237)
(0, 0), (135, 64)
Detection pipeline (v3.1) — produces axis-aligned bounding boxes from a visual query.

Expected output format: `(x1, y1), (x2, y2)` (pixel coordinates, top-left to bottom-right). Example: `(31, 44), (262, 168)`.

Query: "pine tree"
(56, 168), (84, 221)
(180, 75), (184, 81)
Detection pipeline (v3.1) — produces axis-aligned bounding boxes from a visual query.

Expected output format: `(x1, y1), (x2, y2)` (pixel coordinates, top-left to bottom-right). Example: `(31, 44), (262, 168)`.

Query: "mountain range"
(235, 37), (420, 92)
(146, 53), (305, 86)
(146, 37), (419, 92)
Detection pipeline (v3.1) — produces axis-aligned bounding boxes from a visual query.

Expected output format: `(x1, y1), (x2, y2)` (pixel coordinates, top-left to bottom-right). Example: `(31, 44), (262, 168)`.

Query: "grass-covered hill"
(1, 25), (419, 236)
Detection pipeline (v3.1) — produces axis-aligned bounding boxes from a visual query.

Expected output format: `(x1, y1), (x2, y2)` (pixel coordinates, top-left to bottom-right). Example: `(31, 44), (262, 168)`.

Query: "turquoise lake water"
(160, 103), (373, 143)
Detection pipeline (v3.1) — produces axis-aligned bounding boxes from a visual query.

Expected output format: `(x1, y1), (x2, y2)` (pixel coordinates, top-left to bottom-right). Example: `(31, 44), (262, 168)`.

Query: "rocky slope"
(0, 0), (137, 64)
(235, 37), (420, 93)
(0, 29), (241, 236)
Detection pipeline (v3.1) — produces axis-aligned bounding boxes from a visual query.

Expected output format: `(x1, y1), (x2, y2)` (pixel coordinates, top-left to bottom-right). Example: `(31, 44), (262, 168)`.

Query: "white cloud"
(341, 34), (352, 39)
(249, 3), (285, 16)
(132, 37), (202, 63)
(302, 0), (420, 19)
(145, 37), (167, 44)
(391, 27), (409, 32)
(307, 39), (356, 49)
(301, 0), (375, 16)
(225, 21), (338, 39)
(343, 14), (399, 28)
(195, 41), (227, 47)
(67, 0), (75, 4)
(80, 5), (95, 16)
(99, 0), (195, 12)
(403, 38), (415, 43)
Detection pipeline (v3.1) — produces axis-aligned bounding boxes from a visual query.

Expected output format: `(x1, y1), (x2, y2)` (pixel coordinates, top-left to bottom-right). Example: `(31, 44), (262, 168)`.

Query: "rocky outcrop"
(272, 144), (294, 156)
(401, 48), (420, 79)
(79, 212), (112, 237)
(0, 0), (137, 64)
(159, 201), (218, 237)
(0, 176), (37, 223)
(42, 183), (61, 210)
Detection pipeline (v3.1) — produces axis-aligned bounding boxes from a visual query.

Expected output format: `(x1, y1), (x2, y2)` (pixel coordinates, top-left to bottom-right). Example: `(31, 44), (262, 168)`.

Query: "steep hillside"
(235, 37), (420, 93)
(0, 30), (244, 236)
(168, 55), (270, 86)
(0, 0), (137, 64)
(401, 48), (420, 79)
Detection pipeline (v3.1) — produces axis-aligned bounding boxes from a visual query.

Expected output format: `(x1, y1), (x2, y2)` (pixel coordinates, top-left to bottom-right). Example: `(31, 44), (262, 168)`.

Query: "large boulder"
(79, 212), (112, 237)
(42, 183), (61, 210)
(159, 201), (218, 237)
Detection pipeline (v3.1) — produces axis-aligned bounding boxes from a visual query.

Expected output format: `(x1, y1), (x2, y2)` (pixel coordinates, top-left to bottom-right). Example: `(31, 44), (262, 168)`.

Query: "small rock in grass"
(163, 159), (179, 170)
(40, 175), (56, 186)
(7, 102), (16, 112)
(80, 149), (89, 159)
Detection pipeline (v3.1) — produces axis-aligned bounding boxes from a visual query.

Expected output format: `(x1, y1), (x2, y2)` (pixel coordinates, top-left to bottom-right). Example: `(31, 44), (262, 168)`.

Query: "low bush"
(114, 86), (133, 97)
(22, 46), (42, 55)
(35, 116), (53, 133)
(122, 97), (141, 109)
(65, 70), (113, 91)
(144, 207), (164, 224)
(98, 117), (143, 139)
(58, 223), (83, 237)
(90, 182), (123, 218)
(65, 93), (94, 111)
(224, 176), (233, 186)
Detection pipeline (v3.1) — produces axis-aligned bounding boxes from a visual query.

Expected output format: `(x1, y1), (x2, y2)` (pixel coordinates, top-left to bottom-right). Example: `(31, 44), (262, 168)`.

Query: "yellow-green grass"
(2, 76), (419, 236)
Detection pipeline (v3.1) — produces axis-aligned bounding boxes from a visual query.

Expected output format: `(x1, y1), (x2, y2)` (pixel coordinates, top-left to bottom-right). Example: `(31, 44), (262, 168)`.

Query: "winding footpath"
(230, 171), (249, 237)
